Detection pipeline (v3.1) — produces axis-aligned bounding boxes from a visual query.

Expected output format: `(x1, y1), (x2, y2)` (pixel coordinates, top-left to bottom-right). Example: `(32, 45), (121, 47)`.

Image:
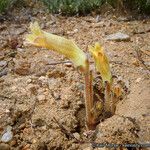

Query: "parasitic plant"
(89, 43), (113, 114)
(25, 22), (96, 130)
(25, 22), (122, 130)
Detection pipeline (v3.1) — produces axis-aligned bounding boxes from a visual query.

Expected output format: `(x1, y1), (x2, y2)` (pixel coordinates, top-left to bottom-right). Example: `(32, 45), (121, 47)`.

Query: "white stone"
(73, 132), (80, 140)
(106, 32), (130, 41)
(37, 95), (46, 101)
(1, 126), (13, 143)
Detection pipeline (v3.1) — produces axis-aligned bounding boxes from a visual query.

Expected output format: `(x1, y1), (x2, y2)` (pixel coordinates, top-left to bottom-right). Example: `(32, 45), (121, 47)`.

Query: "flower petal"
(89, 43), (112, 83)
(25, 22), (87, 71)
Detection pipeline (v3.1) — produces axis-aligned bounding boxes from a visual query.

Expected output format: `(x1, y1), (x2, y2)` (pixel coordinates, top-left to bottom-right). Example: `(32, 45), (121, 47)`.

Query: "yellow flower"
(25, 22), (87, 71)
(89, 42), (112, 83)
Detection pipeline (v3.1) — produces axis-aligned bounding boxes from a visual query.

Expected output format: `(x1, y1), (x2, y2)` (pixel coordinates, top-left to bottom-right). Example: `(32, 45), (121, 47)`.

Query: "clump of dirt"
(95, 115), (139, 144)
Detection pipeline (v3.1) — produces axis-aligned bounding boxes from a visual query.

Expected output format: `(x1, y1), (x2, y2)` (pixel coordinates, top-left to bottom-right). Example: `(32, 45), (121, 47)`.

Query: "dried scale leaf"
(25, 22), (87, 71)
(113, 86), (122, 98)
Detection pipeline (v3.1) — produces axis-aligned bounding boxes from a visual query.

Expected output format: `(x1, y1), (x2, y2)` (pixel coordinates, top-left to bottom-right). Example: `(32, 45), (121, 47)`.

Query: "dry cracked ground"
(0, 7), (150, 150)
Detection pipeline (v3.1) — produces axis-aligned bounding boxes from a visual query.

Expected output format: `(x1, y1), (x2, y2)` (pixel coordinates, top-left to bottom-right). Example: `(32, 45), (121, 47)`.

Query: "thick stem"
(104, 82), (111, 113)
(84, 61), (96, 130)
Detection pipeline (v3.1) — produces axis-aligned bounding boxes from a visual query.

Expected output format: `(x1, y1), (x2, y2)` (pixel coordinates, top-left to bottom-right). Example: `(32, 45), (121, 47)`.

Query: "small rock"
(26, 78), (32, 84)
(18, 123), (26, 130)
(145, 61), (150, 66)
(38, 76), (48, 83)
(73, 132), (80, 140)
(117, 17), (129, 22)
(60, 100), (70, 109)
(5, 109), (10, 113)
(46, 21), (56, 27)
(40, 125), (47, 131)
(1, 126), (13, 143)
(10, 140), (17, 146)
(52, 92), (61, 100)
(32, 139), (37, 144)
(132, 59), (139, 67)
(65, 62), (72, 67)
(11, 86), (17, 91)
(0, 69), (8, 77)
(106, 32), (130, 42)
(95, 15), (101, 23)
(77, 83), (84, 91)
(93, 21), (106, 28)
(73, 28), (78, 33)
(0, 61), (7, 67)
(0, 143), (10, 150)
(22, 144), (30, 150)
(37, 95), (46, 101)
(17, 48), (25, 52)
(135, 78), (142, 83)
(15, 28), (26, 35)
(77, 101), (83, 106)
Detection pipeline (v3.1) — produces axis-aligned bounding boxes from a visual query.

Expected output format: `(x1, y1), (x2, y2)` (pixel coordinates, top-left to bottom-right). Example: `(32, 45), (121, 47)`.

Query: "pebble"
(53, 92), (61, 100)
(10, 140), (17, 146)
(135, 78), (142, 83)
(17, 48), (25, 52)
(41, 125), (47, 131)
(32, 139), (37, 144)
(132, 59), (139, 67)
(26, 78), (32, 84)
(95, 15), (101, 23)
(0, 69), (8, 77)
(46, 21), (56, 27)
(37, 95), (46, 101)
(0, 61), (7, 67)
(38, 76), (48, 83)
(117, 16), (129, 22)
(76, 83), (84, 91)
(18, 123), (26, 130)
(73, 132), (80, 140)
(65, 62), (72, 67)
(106, 32), (130, 42)
(1, 126), (13, 143)
(5, 109), (10, 113)
(22, 144), (30, 150)
(77, 101), (83, 106)
(73, 28), (78, 33)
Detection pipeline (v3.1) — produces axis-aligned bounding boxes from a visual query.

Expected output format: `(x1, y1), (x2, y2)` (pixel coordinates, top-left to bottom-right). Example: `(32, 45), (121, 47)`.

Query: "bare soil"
(0, 7), (150, 150)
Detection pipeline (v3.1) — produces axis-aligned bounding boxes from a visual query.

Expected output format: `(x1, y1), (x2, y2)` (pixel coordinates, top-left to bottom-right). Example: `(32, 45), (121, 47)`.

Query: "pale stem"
(84, 61), (96, 130)
(104, 82), (111, 113)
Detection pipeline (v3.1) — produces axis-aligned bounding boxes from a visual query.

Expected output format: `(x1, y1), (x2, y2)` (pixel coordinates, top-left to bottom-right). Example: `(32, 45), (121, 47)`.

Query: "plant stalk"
(104, 82), (111, 114)
(110, 92), (115, 115)
(84, 61), (96, 130)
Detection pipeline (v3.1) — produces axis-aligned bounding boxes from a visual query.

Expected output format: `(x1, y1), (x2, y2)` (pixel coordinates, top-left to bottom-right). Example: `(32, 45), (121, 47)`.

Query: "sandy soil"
(0, 7), (150, 150)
